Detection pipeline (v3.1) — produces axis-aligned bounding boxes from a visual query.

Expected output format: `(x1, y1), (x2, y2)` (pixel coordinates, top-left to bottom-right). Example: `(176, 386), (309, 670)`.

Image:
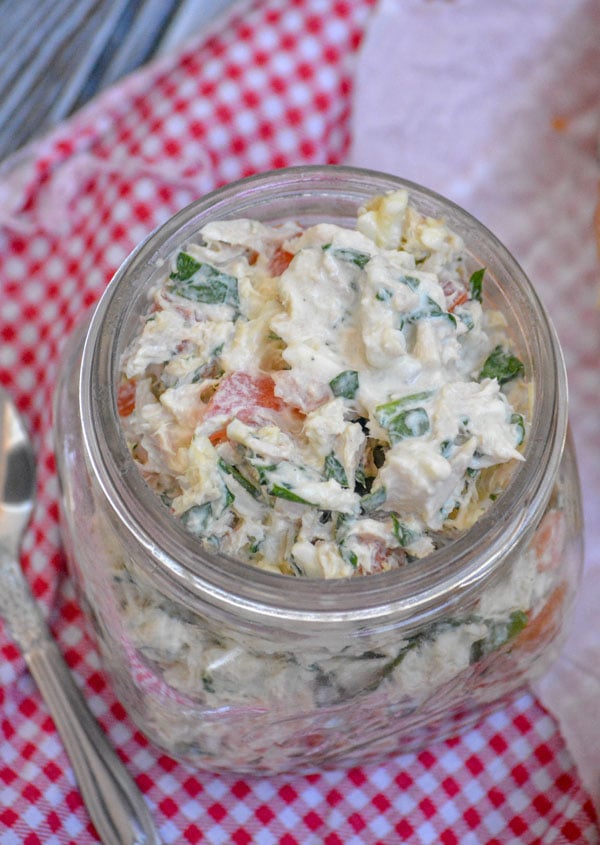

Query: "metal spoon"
(0, 386), (161, 845)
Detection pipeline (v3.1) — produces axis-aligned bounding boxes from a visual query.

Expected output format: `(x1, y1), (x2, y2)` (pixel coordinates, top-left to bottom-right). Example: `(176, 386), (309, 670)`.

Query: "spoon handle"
(0, 551), (161, 845)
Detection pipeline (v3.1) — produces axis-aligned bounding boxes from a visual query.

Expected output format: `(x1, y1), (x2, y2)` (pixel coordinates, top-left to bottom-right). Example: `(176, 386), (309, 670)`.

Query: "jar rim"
(80, 164), (568, 624)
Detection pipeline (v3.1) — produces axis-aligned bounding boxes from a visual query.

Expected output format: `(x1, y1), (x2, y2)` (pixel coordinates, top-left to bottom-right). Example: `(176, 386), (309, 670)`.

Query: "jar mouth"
(80, 165), (568, 623)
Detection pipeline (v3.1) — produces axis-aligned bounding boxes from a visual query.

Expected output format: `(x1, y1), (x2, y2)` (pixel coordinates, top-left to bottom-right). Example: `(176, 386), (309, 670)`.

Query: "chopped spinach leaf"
(253, 463), (277, 486)
(400, 295), (455, 328)
(269, 484), (314, 506)
(377, 616), (481, 686)
(180, 502), (212, 535)
(511, 413), (525, 446)
(169, 254), (239, 307)
(455, 309), (475, 331)
(388, 407), (430, 442)
(376, 393), (432, 444)
(440, 439), (453, 458)
(391, 514), (418, 547)
(479, 345), (525, 385)
(335, 511), (349, 532)
(376, 391), (433, 425)
(398, 274), (421, 291)
(360, 486), (386, 513)
(170, 251), (200, 281)
(322, 244), (371, 269)
(469, 267), (485, 302)
(375, 287), (393, 302)
(339, 541), (358, 569)
(329, 369), (359, 399)
(378, 637), (422, 682)
(469, 609), (528, 663)
(218, 458), (262, 499)
(353, 464), (368, 494)
(324, 453), (349, 487)
(247, 538), (262, 556)
(357, 650), (388, 661)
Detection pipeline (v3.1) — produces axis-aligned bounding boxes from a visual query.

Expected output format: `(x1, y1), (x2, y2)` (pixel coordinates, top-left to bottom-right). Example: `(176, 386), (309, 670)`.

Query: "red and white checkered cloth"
(0, 0), (598, 842)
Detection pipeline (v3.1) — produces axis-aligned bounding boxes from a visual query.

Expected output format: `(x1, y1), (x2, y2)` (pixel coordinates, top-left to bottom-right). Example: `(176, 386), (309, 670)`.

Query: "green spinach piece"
(338, 541), (359, 569)
(324, 453), (349, 487)
(479, 345), (524, 385)
(180, 502), (212, 535)
(469, 267), (485, 302)
(169, 252), (239, 307)
(388, 408), (430, 442)
(322, 244), (371, 269)
(218, 458), (262, 500)
(375, 287), (393, 302)
(269, 484), (315, 506)
(391, 514), (418, 548)
(469, 610), (528, 663)
(398, 274), (421, 291)
(170, 251), (200, 281)
(399, 294), (457, 329)
(375, 392), (432, 444)
(511, 413), (525, 446)
(455, 309), (475, 331)
(329, 369), (359, 400)
(376, 391), (432, 425)
(360, 486), (387, 514)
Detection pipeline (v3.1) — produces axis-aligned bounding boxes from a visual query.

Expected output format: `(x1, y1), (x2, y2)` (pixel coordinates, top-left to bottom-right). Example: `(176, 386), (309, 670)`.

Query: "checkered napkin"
(0, 0), (598, 842)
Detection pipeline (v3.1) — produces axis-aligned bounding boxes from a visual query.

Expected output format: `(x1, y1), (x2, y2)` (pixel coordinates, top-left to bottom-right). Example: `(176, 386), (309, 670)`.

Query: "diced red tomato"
(209, 428), (229, 446)
(532, 510), (566, 572)
(117, 379), (137, 417)
(515, 582), (567, 652)
(269, 246), (294, 276)
(207, 372), (284, 416)
(204, 372), (285, 443)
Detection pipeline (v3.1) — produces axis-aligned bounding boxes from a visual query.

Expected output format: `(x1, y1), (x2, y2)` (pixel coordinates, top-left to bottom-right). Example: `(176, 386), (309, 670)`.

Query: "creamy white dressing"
(119, 190), (526, 578)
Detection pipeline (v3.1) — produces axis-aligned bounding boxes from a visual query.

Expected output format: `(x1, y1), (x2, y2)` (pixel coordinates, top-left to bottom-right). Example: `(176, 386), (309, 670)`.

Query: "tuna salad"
(118, 190), (528, 578)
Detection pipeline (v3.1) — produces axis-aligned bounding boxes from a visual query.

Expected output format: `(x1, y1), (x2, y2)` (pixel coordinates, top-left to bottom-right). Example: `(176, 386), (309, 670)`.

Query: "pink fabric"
(0, 0), (598, 841)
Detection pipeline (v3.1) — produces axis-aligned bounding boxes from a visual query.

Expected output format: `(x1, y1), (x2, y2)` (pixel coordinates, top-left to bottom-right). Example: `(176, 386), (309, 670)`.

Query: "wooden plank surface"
(0, 0), (238, 161)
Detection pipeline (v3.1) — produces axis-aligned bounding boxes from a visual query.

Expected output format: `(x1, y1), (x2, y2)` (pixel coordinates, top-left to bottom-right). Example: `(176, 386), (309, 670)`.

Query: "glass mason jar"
(53, 166), (583, 775)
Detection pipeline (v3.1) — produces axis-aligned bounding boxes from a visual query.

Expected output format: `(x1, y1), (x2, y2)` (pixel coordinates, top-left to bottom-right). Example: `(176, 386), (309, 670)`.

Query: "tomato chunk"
(516, 583), (567, 652)
(269, 246), (294, 276)
(204, 372), (284, 442)
(532, 510), (566, 572)
(117, 379), (137, 417)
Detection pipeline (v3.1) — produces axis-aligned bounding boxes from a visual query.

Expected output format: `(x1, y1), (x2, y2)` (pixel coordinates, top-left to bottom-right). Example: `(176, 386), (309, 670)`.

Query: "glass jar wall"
(53, 167), (583, 774)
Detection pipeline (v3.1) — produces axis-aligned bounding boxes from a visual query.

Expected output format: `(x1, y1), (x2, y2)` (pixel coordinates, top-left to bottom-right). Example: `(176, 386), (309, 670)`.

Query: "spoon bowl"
(0, 388), (35, 550)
